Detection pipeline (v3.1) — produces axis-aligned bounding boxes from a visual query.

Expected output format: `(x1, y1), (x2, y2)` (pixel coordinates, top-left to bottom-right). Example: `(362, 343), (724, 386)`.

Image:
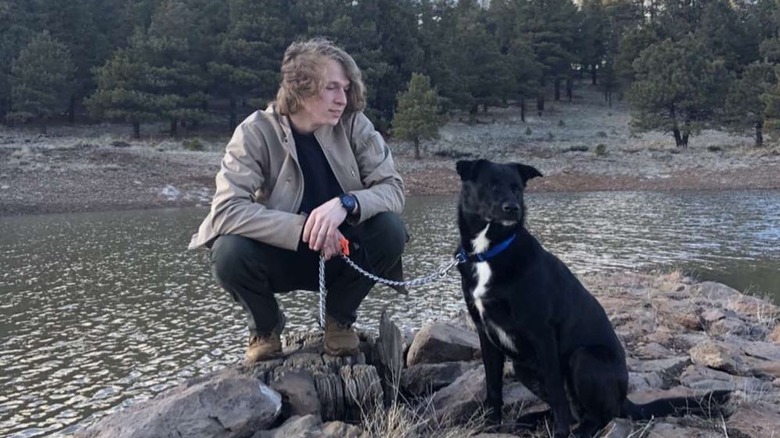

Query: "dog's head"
(456, 159), (542, 228)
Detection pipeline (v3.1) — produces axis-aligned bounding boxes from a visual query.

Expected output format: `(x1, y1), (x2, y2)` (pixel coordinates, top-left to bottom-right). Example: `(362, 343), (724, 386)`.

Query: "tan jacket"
(188, 105), (405, 251)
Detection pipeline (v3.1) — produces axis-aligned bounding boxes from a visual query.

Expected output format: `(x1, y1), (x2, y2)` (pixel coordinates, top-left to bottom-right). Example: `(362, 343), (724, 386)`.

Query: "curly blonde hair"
(275, 38), (366, 116)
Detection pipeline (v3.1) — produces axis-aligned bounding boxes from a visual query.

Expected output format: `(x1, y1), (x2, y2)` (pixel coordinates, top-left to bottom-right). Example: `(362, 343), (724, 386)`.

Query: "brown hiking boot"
(324, 315), (360, 356)
(245, 311), (286, 364)
(245, 333), (282, 364)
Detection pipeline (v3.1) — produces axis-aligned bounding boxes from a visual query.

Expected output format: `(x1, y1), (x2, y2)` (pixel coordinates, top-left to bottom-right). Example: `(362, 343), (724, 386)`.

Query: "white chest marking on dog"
(470, 226), (492, 319)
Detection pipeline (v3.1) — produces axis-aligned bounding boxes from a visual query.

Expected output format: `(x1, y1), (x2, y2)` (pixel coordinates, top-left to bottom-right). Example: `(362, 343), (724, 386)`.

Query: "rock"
(768, 324), (780, 343)
(627, 355), (690, 374)
(77, 369), (282, 438)
(707, 317), (749, 338)
(430, 366), (542, 427)
(693, 282), (743, 301)
(406, 322), (480, 366)
(700, 308), (727, 324)
(254, 414), (366, 438)
(689, 340), (743, 374)
(601, 418), (632, 438)
(739, 340), (780, 379)
(160, 184), (180, 200)
(645, 420), (724, 437)
(269, 369), (321, 417)
(727, 402), (780, 437)
(679, 365), (771, 393)
(377, 311), (404, 404)
(401, 361), (481, 398)
(253, 415), (320, 438)
(628, 371), (664, 392)
(431, 367), (486, 425)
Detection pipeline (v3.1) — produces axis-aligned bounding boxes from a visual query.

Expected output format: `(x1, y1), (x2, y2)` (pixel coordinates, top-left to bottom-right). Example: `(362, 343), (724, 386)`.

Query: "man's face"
(297, 58), (349, 132)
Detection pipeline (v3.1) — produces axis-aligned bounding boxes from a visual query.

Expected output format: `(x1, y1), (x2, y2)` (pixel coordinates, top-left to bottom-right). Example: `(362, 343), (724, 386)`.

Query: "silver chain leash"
(317, 252), (461, 328)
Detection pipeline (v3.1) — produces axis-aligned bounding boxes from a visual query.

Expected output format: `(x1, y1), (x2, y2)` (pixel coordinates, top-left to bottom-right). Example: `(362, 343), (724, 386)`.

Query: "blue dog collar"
(457, 234), (516, 263)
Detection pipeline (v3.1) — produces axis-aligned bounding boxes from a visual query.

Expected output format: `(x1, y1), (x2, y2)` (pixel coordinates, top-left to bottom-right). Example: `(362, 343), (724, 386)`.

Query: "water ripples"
(1, 191), (779, 436)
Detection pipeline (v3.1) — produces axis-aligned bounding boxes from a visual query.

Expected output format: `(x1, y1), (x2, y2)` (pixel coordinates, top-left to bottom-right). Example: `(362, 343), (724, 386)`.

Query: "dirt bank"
(1, 86), (779, 216)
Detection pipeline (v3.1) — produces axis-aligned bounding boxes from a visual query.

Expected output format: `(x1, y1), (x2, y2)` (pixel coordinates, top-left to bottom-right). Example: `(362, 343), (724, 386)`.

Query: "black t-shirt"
(292, 126), (342, 215)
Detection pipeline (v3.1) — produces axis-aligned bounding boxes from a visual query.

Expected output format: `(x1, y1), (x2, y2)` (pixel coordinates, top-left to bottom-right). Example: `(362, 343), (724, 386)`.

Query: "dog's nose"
(502, 202), (520, 213)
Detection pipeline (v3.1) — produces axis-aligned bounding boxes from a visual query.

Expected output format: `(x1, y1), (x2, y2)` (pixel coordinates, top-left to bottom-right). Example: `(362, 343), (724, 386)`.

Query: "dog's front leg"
(478, 329), (505, 427)
(532, 331), (573, 438)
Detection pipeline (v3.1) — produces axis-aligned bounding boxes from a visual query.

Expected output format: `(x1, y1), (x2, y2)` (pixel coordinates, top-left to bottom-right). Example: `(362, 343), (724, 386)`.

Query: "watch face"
(341, 194), (356, 212)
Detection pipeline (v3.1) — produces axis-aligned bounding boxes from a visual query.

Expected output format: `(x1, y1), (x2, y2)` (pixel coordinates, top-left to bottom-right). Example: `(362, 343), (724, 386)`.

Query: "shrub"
(182, 138), (204, 151)
(597, 131), (608, 138)
(595, 144), (607, 156)
(525, 127), (532, 136)
(707, 145), (722, 152)
(567, 145), (589, 152)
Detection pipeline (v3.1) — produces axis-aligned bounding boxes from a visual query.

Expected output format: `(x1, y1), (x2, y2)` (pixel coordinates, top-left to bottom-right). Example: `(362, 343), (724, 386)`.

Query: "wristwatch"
(339, 193), (358, 215)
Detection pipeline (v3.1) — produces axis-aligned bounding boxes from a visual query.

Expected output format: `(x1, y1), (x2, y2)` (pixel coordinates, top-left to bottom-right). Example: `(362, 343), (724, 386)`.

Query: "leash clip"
(438, 256), (462, 278)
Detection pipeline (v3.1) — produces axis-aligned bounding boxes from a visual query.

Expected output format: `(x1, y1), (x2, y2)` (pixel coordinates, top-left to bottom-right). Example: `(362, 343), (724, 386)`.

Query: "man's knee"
(364, 212), (407, 258)
(210, 234), (257, 285)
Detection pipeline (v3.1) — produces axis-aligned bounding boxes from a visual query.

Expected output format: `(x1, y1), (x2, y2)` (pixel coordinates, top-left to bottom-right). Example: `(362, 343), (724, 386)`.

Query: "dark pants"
(210, 212), (407, 336)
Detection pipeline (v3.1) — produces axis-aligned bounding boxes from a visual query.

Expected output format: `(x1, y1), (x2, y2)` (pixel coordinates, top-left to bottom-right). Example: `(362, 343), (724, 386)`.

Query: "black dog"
(455, 159), (729, 437)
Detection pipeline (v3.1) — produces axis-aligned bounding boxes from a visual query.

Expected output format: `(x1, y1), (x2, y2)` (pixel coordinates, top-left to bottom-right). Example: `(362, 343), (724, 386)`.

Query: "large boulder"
(406, 322), (480, 366)
(77, 369), (281, 438)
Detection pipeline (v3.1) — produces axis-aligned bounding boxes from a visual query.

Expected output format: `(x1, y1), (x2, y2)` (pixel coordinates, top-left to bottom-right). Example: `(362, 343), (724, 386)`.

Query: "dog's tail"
(621, 390), (731, 420)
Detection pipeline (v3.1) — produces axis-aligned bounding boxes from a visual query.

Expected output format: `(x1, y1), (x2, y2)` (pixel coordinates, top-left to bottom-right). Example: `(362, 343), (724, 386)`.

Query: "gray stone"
(693, 282), (743, 301)
(689, 340), (744, 374)
(253, 415), (366, 438)
(431, 367), (486, 425)
(270, 369), (321, 417)
(628, 371), (664, 392)
(406, 322), (480, 366)
(679, 365), (772, 393)
(646, 420), (724, 437)
(78, 369), (281, 438)
(727, 401), (780, 438)
(400, 361), (480, 398)
(627, 356), (690, 374)
(600, 418), (632, 438)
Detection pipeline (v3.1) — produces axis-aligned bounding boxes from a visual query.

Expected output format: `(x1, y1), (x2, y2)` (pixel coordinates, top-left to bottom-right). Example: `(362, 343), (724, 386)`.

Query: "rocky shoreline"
(77, 272), (780, 438)
(2, 87), (780, 216)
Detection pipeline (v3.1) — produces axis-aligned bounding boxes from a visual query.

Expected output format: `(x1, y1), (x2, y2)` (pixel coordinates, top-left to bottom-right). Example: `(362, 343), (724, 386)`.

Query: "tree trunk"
(414, 138), (420, 159)
(68, 96), (76, 123)
(132, 121), (141, 139)
(682, 133), (689, 148)
(566, 77), (573, 102)
(229, 96), (238, 130)
(756, 121), (764, 147)
(536, 93), (545, 116)
(520, 98), (526, 123)
(554, 78), (561, 101)
(592, 65), (598, 85)
(673, 128), (684, 147)
(170, 119), (178, 137)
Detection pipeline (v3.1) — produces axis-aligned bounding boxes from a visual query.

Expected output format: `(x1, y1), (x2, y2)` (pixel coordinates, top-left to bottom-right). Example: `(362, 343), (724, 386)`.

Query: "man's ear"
(456, 159), (487, 181)
(513, 163), (543, 184)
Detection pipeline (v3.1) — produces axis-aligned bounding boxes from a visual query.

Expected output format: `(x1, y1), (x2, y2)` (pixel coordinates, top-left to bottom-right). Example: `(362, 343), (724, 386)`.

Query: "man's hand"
(303, 197), (348, 259)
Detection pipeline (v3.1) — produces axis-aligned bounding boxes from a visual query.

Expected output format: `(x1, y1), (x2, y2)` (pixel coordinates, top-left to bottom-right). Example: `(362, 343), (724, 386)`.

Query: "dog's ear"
(456, 159), (487, 181)
(513, 163), (543, 184)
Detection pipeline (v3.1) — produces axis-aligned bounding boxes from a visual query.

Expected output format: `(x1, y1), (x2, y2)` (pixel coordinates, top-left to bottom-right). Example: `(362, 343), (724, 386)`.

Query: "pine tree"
(85, 44), (157, 139)
(0, 0), (35, 121)
(8, 31), (75, 131)
(393, 73), (443, 159)
(627, 38), (728, 148)
(209, 0), (291, 129)
(724, 62), (775, 146)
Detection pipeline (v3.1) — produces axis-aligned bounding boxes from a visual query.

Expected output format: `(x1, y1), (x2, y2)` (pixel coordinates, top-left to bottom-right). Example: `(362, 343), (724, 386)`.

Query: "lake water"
(1, 191), (779, 437)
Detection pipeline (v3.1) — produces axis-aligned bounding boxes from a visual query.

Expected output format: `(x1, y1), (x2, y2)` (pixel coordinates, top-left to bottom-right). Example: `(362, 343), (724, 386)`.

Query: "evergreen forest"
(1, 0), (779, 147)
